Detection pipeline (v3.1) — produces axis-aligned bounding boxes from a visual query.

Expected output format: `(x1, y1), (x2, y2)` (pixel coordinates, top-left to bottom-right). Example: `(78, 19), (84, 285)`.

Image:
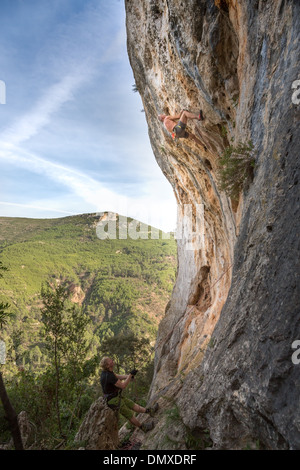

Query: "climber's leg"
(118, 397), (135, 421)
(129, 415), (142, 427)
(132, 403), (146, 413)
(128, 407), (155, 432)
(179, 110), (202, 124)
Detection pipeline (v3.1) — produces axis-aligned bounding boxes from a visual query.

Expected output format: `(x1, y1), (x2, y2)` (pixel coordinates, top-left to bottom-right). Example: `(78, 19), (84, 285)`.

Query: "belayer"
(100, 357), (159, 433)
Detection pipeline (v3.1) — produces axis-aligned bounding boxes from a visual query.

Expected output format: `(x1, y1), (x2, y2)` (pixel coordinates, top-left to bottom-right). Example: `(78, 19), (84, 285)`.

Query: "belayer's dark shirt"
(100, 370), (119, 400)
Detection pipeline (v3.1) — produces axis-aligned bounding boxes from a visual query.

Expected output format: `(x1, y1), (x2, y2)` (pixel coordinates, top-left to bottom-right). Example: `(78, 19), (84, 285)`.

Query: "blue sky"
(0, 0), (177, 232)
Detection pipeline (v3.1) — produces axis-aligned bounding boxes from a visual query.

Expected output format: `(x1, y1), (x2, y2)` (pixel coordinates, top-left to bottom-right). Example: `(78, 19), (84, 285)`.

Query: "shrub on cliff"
(218, 140), (255, 201)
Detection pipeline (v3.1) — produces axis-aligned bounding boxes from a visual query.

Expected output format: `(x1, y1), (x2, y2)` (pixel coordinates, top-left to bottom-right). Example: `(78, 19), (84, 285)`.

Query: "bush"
(218, 140), (255, 201)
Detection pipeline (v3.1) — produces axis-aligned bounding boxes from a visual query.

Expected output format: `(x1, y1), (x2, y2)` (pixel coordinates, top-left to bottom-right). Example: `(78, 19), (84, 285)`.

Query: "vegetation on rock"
(218, 140), (255, 201)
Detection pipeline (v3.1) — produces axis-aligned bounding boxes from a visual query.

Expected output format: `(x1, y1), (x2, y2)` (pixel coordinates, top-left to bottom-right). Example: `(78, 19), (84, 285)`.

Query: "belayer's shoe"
(141, 420), (155, 433)
(145, 403), (159, 417)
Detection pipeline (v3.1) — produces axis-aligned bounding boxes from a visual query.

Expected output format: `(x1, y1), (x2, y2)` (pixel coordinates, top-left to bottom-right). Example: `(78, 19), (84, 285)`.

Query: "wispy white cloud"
(0, 143), (177, 231)
(1, 73), (90, 147)
(0, 1), (177, 232)
(0, 201), (75, 216)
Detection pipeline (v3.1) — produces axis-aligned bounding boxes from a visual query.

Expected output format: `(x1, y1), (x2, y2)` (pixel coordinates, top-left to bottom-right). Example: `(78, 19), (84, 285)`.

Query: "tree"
(31, 346), (42, 366)
(40, 283), (93, 437)
(0, 301), (11, 330)
(0, 262), (11, 329)
(0, 262), (24, 450)
(99, 332), (154, 403)
(12, 329), (25, 365)
(99, 332), (153, 371)
(41, 283), (69, 436)
(63, 304), (90, 371)
(62, 304), (92, 430)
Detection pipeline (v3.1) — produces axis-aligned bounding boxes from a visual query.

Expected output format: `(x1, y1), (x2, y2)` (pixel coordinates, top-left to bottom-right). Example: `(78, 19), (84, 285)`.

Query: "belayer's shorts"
(174, 121), (189, 138)
(108, 396), (135, 420)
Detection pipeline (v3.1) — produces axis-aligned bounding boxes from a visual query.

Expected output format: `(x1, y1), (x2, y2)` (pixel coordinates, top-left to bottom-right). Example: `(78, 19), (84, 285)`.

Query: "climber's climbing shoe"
(141, 420), (155, 433)
(146, 403), (159, 417)
(199, 109), (204, 120)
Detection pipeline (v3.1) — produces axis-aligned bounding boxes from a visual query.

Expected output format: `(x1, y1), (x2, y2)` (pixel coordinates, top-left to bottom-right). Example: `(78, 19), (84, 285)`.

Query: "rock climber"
(158, 109), (204, 143)
(100, 357), (159, 433)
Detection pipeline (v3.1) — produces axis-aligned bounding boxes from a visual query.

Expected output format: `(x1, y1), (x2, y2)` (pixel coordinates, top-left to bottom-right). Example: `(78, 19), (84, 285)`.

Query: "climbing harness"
(105, 390), (122, 422)
(102, 370), (122, 418)
(106, 390), (122, 410)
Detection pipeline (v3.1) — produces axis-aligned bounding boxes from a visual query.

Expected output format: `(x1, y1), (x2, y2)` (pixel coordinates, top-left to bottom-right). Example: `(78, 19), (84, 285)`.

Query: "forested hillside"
(0, 212), (176, 447)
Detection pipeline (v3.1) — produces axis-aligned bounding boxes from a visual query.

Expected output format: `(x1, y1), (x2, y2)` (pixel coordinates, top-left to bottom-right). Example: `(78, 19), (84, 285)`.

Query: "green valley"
(0, 212), (177, 447)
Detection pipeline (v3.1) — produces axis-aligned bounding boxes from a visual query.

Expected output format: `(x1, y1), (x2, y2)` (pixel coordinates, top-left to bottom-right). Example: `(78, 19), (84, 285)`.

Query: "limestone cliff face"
(125, 0), (300, 449)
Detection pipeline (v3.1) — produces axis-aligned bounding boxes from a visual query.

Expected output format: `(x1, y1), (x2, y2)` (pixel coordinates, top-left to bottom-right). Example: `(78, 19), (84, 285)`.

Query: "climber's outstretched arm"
(114, 374), (133, 390)
(168, 113), (181, 121)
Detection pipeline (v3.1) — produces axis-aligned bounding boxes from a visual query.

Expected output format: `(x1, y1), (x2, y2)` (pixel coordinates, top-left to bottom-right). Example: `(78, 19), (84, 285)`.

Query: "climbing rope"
(209, 262), (233, 290)
(119, 438), (142, 450)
